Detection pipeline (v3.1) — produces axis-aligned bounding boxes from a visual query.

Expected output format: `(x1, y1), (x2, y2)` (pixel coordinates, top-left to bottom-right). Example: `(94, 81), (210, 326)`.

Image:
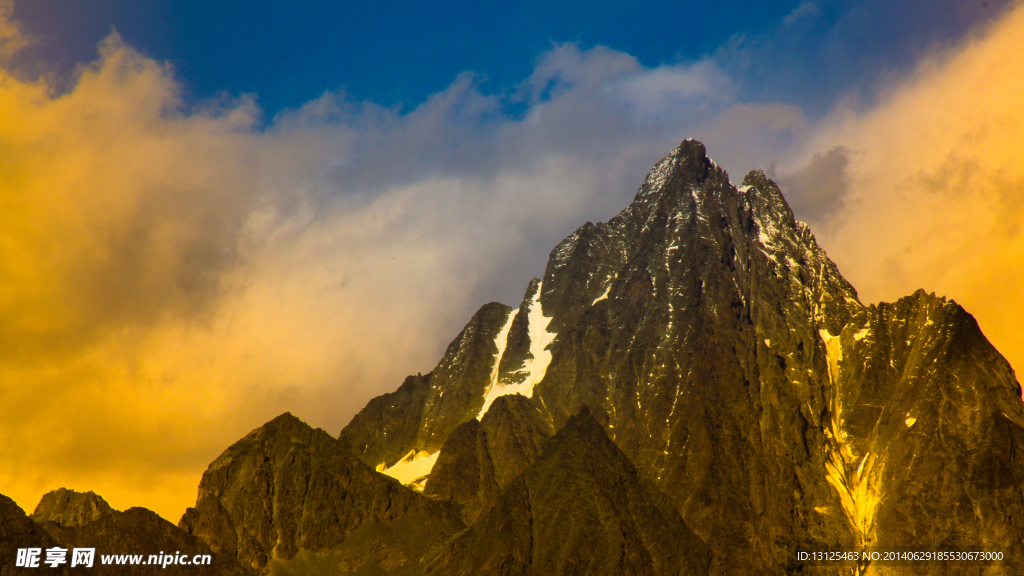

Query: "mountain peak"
(665, 138), (712, 183)
(338, 138), (1024, 574)
(631, 138), (724, 207)
(31, 488), (114, 527)
(182, 411), (463, 573)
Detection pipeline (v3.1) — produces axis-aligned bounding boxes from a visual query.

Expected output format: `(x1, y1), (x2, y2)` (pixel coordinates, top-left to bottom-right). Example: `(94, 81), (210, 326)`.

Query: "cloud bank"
(0, 0), (1021, 522)
(789, 3), (1024, 386)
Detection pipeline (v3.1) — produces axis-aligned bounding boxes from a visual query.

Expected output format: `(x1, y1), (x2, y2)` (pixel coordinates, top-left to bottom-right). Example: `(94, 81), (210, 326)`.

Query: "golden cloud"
(789, 2), (1024, 380)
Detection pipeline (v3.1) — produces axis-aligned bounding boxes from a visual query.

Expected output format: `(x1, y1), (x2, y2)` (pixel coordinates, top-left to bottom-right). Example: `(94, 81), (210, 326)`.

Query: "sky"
(0, 0), (1021, 522)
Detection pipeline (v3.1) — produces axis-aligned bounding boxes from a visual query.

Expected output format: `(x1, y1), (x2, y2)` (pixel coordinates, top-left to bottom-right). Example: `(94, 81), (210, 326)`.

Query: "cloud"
(716, 0), (1019, 114)
(775, 146), (852, 227)
(784, 0), (1024, 380)
(781, 2), (821, 28)
(0, 0), (28, 61)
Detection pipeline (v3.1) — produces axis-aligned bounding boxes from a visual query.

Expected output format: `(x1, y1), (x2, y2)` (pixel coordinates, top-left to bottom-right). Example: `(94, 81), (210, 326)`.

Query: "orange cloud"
(0, 29), (268, 519)
(784, 1), (1024, 381)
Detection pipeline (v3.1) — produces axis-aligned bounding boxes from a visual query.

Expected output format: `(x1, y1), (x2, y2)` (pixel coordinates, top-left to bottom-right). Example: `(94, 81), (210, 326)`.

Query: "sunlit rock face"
(340, 140), (1024, 575)
(29, 488), (113, 528)
(179, 413), (463, 575)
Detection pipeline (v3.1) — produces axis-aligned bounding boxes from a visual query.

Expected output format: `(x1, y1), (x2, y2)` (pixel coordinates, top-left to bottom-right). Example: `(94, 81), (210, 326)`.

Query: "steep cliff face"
(424, 394), (554, 524)
(339, 140), (1024, 574)
(821, 291), (1024, 555)
(418, 406), (709, 576)
(178, 412), (464, 575)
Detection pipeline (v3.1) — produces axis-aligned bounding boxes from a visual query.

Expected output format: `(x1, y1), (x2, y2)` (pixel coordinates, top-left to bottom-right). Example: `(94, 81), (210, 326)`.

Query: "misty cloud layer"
(775, 146), (852, 227)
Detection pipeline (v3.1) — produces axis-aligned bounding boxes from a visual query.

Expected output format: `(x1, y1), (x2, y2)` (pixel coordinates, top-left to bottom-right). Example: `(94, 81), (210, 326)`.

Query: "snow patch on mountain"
(820, 328), (884, 545)
(478, 284), (558, 418)
(378, 449), (440, 491)
(592, 284), (612, 304)
(476, 309), (518, 419)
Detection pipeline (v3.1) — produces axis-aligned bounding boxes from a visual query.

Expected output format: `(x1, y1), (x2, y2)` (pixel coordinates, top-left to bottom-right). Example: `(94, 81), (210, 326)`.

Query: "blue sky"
(10, 0), (1008, 116)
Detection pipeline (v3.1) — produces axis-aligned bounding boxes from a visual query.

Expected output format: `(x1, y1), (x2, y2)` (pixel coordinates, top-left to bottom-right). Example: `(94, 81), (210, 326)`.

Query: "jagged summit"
(340, 138), (1024, 574)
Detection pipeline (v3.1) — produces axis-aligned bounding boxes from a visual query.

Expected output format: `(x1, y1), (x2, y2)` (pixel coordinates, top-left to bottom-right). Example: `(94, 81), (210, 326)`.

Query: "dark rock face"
(1, 490), (245, 576)
(37, 503), (251, 575)
(341, 302), (513, 469)
(419, 406), (710, 576)
(421, 418), (497, 526)
(477, 394), (553, 489)
(178, 412), (463, 574)
(1, 495), (88, 576)
(424, 394), (553, 523)
(340, 140), (1024, 574)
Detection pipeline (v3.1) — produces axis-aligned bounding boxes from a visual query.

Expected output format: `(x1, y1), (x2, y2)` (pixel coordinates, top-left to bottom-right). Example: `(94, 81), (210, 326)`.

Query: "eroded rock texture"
(419, 406), (709, 576)
(340, 140), (1024, 575)
(178, 413), (463, 574)
(424, 394), (553, 523)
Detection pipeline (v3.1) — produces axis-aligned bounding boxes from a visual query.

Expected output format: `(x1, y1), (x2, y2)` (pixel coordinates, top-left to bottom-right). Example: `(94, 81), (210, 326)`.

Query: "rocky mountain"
(178, 412), (464, 575)
(340, 140), (1024, 574)
(424, 394), (553, 524)
(1, 495), (88, 576)
(1, 489), (247, 575)
(30, 489), (112, 528)
(419, 406), (709, 576)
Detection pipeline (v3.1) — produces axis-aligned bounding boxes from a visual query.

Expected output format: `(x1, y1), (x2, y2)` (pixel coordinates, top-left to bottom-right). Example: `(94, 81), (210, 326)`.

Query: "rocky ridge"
(178, 412), (464, 575)
(340, 140), (1024, 574)
(1, 489), (248, 576)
